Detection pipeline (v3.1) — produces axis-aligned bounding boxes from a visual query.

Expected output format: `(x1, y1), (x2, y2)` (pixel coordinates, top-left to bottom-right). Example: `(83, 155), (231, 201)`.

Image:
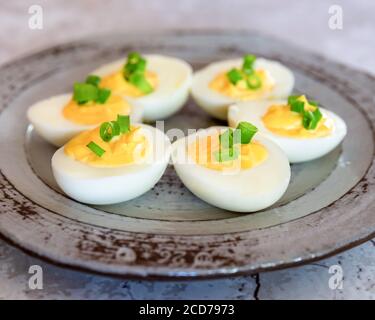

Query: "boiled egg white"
(92, 54), (193, 121)
(191, 57), (294, 120)
(52, 123), (171, 205)
(172, 126), (290, 212)
(228, 99), (347, 163)
(27, 92), (142, 147)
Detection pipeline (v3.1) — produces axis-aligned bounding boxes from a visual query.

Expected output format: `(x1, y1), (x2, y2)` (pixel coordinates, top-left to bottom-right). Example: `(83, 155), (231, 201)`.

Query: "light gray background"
(0, 0), (374, 299)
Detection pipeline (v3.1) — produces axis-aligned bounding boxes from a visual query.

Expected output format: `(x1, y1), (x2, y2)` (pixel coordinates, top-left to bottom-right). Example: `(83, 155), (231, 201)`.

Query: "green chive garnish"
(288, 95), (323, 130)
(288, 95), (299, 105)
(86, 141), (105, 157)
(96, 88), (111, 104)
(128, 72), (153, 94)
(246, 73), (262, 89)
(226, 54), (262, 90)
(303, 108), (322, 130)
(100, 121), (120, 142)
(227, 68), (243, 85)
(85, 75), (101, 87)
(216, 122), (258, 162)
(290, 100), (305, 113)
(117, 114), (130, 133)
(123, 52), (153, 94)
(73, 83), (98, 104)
(236, 121), (258, 144)
(242, 54), (256, 74)
(73, 74), (112, 105)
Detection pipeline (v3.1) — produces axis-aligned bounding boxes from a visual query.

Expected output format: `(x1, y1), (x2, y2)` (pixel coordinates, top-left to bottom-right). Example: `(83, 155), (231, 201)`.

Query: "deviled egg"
(228, 95), (347, 163)
(172, 122), (290, 212)
(191, 54), (294, 120)
(92, 52), (193, 121)
(52, 115), (171, 205)
(27, 75), (142, 147)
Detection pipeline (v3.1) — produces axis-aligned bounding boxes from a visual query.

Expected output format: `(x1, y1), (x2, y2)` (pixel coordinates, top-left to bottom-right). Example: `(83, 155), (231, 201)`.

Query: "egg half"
(172, 126), (291, 212)
(92, 54), (193, 121)
(191, 57), (294, 120)
(27, 92), (142, 147)
(52, 123), (171, 205)
(228, 98), (347, 163)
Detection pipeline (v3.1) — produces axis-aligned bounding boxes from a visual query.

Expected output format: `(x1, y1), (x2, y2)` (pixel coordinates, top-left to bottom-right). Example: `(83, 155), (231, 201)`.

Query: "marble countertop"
(0, 0), (374, 299)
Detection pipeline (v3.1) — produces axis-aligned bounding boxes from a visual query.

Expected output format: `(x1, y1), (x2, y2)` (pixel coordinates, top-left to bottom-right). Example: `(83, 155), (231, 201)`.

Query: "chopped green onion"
(123, 52), (148, 89)
(110, 120), (121, 136)
(124, 57), (146, 76)
(242, 54), (256, 74)
(227, 68), (243, 85)
(128, 72), (153, 94)
(290, 100), (305, 113)
(288, 95), (299, 105)
(85, 75), (101, 87)
(246, 73), (262, 89)
(287, 95), (323, 130)
(128, 52), (142, 64)
(86, 141), (105, 157)
(100, 121), (120, 142)
(117, 114), (130, 133)
(73, 83), (98, 104)
(236, 122), (258, 144)
(302, 108), (323, 130)
(96, 88), (111, 104)
(302, 111), (314, 129)
(308, 108), (323, 130)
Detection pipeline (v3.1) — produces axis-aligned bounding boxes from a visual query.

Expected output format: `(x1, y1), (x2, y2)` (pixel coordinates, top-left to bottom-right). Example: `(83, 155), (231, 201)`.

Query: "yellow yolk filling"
(64, 126), (148, 167)
(63, 94), (131, 125)
(188, 134), (268, 171)
(209, 69), (275, 100)
(100, 70), (158, 97)
(262, 97), (333, 139)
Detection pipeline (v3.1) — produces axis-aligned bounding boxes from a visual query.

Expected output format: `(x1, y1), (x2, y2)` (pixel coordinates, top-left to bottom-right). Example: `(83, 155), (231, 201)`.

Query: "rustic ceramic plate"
(0, 31), (374, 279)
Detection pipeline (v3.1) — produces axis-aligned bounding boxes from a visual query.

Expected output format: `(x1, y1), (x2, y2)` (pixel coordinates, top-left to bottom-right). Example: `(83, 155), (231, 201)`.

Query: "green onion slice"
(96, 88), (111, 104)
(117, 114), (130, 133)
(246, 73), (262, 89)
(85, 75), (101, 87)
(100, 121), (120, 142)
(288, 95), (299, 105)
(227, 68), (243, 85)
(73, 83), (98, 104)
(242, 54), (256, 74)
(123, 52), (148, 82)
(236, 121), (258, 144)
(86, 141), (105, 157)
(128, 72), (153, 94)
(302, 108), (323, 130)
(290, 100), (305, 113)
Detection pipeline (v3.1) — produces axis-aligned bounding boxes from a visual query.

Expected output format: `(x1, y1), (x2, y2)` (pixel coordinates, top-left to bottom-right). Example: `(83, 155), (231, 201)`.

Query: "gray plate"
(0, 31), (374, 279)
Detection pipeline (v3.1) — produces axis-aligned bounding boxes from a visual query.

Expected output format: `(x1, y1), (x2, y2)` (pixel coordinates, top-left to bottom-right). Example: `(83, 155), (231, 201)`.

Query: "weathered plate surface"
(0, 31), (374, 279)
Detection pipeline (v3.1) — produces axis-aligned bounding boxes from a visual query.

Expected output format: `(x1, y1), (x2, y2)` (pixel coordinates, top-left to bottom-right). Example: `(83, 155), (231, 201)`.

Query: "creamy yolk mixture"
(63, 94), (131, 125)
(100, 70), (158, 97)
(188, 133), (268, 171)
(262, 96), (333, 139)
(64, 126), (148, 167)
(209, 69), (275, 100)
